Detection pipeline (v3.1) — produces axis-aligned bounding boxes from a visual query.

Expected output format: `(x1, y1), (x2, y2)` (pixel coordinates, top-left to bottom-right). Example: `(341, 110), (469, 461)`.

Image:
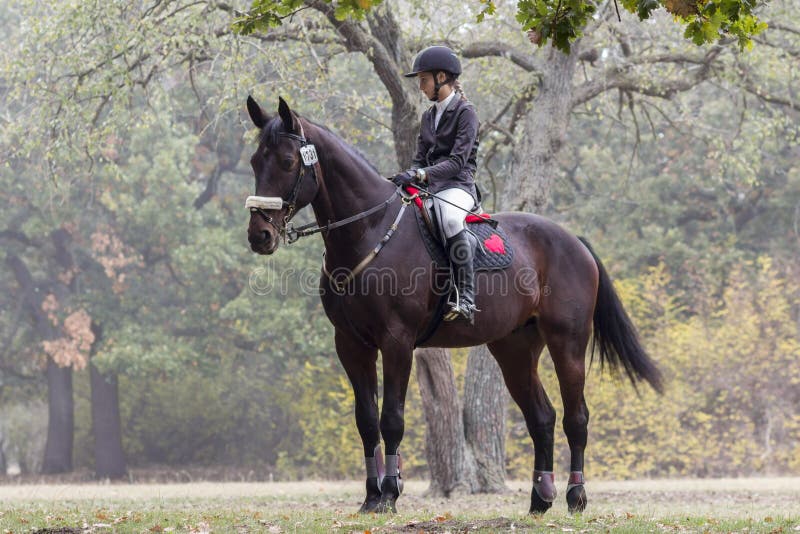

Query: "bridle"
(246, 122), (321, 242)
(246, 122), (406, 245)
(245, 119), (422, 293)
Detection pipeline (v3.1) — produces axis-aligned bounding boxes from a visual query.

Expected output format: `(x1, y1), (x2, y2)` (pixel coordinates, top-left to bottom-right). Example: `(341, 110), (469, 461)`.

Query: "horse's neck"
(307, 125), (396, 248)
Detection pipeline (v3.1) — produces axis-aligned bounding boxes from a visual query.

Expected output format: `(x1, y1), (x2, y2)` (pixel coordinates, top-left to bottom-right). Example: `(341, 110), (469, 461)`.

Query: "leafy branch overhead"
(237, 0), (768, 52)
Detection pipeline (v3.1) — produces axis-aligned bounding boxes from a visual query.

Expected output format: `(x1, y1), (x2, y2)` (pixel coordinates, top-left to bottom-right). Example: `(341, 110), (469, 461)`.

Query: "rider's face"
(417, 71), (448, 101)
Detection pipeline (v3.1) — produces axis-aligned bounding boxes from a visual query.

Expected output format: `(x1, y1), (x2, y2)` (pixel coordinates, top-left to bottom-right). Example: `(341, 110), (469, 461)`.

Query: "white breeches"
(425, 187), (476, 240)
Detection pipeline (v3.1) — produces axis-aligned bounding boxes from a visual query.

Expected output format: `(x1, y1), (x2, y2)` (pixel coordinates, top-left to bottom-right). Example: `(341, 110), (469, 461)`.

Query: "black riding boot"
(444, 229), (477, 323)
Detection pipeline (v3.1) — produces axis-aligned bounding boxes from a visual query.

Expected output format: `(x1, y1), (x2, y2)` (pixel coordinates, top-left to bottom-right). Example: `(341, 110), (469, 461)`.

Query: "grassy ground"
(0, 477), (798, 533)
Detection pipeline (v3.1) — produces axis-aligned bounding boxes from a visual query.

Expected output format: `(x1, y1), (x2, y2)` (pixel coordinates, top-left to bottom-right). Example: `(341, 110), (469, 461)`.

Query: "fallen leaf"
(625, 512), (635, 519)
(150, 526), (164, 532)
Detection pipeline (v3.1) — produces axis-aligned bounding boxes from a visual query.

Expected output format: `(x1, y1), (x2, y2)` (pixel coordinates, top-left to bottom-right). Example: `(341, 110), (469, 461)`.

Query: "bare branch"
(461, 42), (542, 73)
(766, 21), (800, 36)
(571, 47), (724, 107)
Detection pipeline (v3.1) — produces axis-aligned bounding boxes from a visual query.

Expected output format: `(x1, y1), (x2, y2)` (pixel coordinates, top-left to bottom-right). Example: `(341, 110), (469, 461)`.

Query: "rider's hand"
(390, 170), (414, 187)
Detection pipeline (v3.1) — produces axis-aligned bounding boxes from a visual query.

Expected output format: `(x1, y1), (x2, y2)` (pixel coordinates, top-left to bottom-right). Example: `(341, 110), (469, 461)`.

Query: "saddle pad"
(412, 208), (514, 271)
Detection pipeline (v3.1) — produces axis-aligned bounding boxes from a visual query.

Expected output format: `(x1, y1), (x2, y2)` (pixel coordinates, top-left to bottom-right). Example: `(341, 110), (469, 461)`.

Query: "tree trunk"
(502, 45), (580, 212)
(90, 323), (126, 479)
(457, 45), (580, 491)
(90, 363), (126, 479)
(463, 345), (507, 492)
(415, 348), (478, 496)
(7, 254), (74, 474)
(42, 358), (73, 473)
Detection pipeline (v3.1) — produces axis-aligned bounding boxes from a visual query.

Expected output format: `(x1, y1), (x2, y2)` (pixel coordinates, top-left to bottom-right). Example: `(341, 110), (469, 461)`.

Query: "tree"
(232, 0), (796, 493)
(2, 0), (796, 485)
(238, 0), (768, 52)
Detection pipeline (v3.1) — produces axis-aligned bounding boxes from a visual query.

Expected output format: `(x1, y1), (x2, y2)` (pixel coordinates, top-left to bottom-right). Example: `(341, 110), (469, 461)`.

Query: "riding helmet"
(404, 46), (462, 77)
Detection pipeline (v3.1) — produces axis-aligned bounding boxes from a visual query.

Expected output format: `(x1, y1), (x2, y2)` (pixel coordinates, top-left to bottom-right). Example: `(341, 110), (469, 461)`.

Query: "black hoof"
(358, 477), (382, 513)
(529, 488), (553, 515)
(375, 497), (397, 513)
(566, 484), (587, 513)
(376, 475), (401, 513)
(358, 495), (382, 513)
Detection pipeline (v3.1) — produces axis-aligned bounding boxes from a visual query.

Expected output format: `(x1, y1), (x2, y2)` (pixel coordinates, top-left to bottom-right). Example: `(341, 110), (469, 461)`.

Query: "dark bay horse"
(245, 96), (663, 514)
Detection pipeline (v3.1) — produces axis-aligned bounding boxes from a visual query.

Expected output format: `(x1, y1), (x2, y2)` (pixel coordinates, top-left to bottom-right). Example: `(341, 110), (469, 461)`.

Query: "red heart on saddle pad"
(483, 234), (505, 254)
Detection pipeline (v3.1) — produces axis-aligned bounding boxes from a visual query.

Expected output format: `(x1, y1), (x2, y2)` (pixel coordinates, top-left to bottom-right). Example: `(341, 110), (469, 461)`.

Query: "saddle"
(403, 185), (514, 346)
(403, 186), (514, 271)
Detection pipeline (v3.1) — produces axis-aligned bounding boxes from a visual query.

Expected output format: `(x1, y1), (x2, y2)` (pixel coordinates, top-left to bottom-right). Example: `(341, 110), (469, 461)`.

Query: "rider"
(391, 45), (480, 323)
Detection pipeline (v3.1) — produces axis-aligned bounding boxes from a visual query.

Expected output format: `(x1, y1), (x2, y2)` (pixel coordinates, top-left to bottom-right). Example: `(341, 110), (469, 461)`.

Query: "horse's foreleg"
(548, 329), (591, 514)
(376, 340), (414, 513)
(336, 330), (382, 513)
(487, 326), (556, 515)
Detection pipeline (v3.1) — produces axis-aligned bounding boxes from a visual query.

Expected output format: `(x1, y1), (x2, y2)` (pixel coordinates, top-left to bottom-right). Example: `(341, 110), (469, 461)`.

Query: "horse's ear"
(278, 96), (297, 134)
(247, 95), (269, 129)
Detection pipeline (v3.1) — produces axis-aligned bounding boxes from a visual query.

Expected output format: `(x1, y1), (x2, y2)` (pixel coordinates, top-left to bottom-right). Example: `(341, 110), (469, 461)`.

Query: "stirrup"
(443, 288), (477, 322)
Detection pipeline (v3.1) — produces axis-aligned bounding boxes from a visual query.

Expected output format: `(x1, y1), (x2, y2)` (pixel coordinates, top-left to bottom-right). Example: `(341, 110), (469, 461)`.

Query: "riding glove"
(390, 170), (415, 187)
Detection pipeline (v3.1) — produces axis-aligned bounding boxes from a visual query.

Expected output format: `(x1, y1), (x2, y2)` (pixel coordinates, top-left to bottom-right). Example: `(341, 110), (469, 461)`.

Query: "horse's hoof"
(529, 489), (553, 515)
(376, 475), (400, 513)
(375, 497), (397, 513)
(358, 496), (382, 513)
(566, 484), (587, 513)
(357, 477), (382, 513)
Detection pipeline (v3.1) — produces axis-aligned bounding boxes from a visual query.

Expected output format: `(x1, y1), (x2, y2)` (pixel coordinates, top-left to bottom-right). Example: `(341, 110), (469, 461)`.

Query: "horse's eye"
(281, 157), (295, 170)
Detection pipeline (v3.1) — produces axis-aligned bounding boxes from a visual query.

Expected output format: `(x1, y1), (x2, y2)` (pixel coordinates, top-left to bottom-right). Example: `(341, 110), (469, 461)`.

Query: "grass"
(1, 478), (798, 533)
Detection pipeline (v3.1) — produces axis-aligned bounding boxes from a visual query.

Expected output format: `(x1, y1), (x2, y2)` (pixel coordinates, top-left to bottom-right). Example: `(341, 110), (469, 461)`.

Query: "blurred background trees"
(0, 0), (798, 483)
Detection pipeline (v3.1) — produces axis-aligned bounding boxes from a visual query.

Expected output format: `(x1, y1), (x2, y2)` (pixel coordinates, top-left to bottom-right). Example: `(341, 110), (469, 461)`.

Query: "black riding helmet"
(404, 46), (462, 78)
(405, 46), (462, 101)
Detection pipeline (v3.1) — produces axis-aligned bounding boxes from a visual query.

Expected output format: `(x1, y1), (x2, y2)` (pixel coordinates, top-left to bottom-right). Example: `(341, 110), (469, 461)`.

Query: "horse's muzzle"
(248, 230), (279, 255)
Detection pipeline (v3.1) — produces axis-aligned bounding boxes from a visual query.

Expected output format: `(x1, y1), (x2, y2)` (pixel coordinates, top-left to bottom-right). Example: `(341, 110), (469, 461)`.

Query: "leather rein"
(246, 124), (419, 291)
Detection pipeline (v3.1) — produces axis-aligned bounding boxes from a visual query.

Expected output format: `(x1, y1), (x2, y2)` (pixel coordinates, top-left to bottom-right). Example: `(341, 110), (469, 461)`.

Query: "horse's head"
(245, 96), (320, 255)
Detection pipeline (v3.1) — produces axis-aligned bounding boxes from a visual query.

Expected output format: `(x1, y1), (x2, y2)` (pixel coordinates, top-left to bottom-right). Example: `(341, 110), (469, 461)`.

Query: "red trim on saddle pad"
(404, 186), (492, 222)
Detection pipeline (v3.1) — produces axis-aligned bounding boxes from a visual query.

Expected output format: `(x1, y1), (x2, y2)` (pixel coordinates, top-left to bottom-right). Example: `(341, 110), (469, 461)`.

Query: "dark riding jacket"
(412, 96), (479, 202)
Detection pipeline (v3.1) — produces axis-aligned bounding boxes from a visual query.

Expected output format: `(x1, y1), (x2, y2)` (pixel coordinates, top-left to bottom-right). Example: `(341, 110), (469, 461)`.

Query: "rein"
(285, 190), (399, 244)
(246, 122), (420, 291)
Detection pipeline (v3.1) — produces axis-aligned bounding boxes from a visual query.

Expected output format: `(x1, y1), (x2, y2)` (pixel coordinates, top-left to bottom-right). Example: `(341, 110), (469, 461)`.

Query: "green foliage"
(516, 0), (597, 51)
(682, 0), (768, 49)
(237, 0), (770, 53)
(516, 0), (768, 52)
(504, 259), (800, 479)
(234, 0), (384, 34)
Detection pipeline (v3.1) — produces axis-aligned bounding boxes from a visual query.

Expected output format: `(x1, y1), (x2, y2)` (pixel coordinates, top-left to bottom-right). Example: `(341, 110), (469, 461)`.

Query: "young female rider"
(390, 45), (480, 323)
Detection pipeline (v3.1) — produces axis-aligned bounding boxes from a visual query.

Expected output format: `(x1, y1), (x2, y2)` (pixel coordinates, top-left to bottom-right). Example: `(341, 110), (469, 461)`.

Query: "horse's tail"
(578, 237), (664, 394)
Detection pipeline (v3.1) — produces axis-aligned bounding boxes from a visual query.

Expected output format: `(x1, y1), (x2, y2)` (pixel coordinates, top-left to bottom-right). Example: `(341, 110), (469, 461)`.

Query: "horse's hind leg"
(544, 320), (591, 513)
(335, 330), (382, 513)
(487, 323), (556, 515)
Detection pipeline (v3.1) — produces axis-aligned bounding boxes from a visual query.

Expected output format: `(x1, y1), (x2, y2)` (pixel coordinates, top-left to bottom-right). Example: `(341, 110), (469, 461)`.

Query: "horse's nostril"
(261, 231), (271, 244)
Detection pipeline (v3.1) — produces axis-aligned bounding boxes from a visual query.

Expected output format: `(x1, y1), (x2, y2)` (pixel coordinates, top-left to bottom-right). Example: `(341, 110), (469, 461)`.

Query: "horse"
(244, 96), (663, 514)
